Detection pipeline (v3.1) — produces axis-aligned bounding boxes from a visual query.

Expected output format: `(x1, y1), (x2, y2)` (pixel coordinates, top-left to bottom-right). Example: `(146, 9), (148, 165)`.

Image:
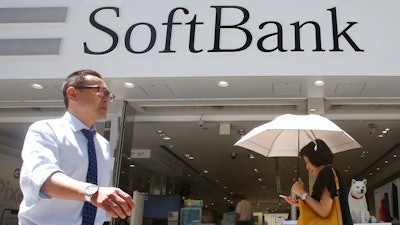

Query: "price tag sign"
(130, 149), (151, 158)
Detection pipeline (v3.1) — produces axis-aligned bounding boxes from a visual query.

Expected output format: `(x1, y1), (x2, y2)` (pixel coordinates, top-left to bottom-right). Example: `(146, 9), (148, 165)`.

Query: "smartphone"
(279, 194), (287, 199)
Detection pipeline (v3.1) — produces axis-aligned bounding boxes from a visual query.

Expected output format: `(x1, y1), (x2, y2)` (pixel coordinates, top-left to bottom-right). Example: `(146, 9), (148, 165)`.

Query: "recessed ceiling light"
(123, 82), (135, 88)
(308, 108), (318, 113)
(31, 83), (44, 89)
(217, 81), (229, 87)
(313, 80), (325, 87)
(184, 153), (194, 160)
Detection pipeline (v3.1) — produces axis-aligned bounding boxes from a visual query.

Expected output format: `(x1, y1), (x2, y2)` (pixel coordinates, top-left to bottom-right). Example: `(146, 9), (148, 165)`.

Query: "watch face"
(86, 185), (98, 195)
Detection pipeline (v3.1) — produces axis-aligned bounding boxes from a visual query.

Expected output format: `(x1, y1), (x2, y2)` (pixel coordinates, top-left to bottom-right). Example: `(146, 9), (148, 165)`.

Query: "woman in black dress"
(284, 139), (353, 225)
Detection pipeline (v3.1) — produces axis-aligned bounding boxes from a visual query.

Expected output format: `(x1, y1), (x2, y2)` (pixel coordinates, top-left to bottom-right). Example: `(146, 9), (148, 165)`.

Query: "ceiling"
(1, 75), (400, 215)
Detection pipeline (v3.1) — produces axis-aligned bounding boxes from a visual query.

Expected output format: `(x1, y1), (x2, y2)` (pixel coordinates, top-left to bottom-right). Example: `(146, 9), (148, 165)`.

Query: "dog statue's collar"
(351, 194), (363, 199)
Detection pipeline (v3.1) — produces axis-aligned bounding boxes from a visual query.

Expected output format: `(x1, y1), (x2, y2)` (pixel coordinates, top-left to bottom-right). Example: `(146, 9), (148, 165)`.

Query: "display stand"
(180, 207), (202, 225)
(130, 191), (145, 225)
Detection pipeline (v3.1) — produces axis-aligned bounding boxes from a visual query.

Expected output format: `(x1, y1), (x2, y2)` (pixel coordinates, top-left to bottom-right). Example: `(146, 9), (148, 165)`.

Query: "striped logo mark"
(0, 7), (68, 56)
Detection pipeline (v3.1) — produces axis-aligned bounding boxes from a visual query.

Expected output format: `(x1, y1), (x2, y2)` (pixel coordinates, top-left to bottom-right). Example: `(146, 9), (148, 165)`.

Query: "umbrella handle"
(304, 130), (318, 151)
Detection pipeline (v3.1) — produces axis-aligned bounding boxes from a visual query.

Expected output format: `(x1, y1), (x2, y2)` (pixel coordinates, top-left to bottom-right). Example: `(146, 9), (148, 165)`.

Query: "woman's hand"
(283, 195), (299, 207)
(291, 178), (306, 198)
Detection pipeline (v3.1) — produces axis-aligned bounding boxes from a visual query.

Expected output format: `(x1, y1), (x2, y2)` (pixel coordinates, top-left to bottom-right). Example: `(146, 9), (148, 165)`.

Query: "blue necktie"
(81, 129), (98, 225)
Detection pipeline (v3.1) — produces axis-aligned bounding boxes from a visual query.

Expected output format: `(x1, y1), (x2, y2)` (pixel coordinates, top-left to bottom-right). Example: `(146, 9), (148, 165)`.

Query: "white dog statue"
(348, 179), (377, 223)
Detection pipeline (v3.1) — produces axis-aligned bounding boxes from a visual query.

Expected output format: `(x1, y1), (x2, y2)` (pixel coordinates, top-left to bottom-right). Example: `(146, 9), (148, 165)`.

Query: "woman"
(284, 139), (353, 225)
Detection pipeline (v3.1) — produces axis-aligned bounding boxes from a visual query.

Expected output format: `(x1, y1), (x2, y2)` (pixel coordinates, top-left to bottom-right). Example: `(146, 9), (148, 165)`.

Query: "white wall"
(0, 0), (400, 79)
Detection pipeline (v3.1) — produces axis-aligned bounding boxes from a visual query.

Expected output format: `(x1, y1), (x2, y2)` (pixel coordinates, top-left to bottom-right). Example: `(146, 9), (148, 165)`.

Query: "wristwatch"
(301, 193), (308, 200)
(84, 184), (99, 202)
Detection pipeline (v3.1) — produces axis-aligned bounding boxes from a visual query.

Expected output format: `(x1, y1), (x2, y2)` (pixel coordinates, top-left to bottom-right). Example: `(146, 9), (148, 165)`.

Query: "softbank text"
(84, 6), (364, 55)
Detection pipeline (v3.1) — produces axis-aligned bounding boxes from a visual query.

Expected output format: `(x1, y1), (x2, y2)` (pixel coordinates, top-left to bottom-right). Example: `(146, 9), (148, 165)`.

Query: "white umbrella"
(234, 114), (362, 157)
(234, 114), (362, 221)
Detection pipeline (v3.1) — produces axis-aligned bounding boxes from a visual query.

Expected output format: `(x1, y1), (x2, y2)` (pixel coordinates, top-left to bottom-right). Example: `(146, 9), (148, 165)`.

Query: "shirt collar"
(63, 111), (97, 133)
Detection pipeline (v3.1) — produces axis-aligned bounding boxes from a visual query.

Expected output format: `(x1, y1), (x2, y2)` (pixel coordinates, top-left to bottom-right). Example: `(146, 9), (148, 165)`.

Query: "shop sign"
(83, 6), (363, 55)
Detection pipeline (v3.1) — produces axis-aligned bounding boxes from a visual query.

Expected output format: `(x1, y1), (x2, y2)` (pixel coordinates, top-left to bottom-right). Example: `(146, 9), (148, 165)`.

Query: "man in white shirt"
(235, 193), (254, 225)
(18, 69), (135, 225)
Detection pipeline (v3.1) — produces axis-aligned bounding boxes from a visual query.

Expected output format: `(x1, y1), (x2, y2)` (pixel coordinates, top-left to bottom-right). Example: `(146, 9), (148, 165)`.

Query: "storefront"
(1, 1), (400, 225)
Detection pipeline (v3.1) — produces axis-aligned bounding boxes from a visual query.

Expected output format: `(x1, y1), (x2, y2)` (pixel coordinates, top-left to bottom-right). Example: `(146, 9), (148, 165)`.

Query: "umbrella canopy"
(234, 114), (362, 157)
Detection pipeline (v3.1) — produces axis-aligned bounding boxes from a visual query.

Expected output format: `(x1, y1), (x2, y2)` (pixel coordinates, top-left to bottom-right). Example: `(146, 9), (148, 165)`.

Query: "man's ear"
(66, 86), (78, 101)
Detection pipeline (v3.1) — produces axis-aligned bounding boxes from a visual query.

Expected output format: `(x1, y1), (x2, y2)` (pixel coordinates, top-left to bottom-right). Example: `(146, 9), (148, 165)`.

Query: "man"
(235, 193), (254, 225)
(18, 69), (135, 225)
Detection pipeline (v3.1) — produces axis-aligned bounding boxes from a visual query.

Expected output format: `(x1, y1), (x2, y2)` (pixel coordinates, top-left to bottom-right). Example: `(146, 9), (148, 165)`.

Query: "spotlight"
(248, 151), (255, 159)
(198, 114), (205, 127)
(368, 123), (377, 134)
(231, 152), (237, 159)
(198, 119), (204, 127)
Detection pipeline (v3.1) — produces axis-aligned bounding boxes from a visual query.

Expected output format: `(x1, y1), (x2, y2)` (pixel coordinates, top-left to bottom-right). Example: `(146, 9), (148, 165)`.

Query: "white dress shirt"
(18, 111), (113, 225)
(235, 199), (253, 221)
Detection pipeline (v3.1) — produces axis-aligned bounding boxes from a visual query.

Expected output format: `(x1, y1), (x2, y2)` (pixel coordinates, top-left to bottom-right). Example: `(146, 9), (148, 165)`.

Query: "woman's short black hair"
(299, 139), (333, 166)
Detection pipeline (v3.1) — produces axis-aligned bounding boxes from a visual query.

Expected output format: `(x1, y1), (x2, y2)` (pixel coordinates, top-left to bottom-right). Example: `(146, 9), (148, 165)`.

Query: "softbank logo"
(84, 6), (364, 55)
(0, 7), (67, 56)
(0, 5), (364, 56)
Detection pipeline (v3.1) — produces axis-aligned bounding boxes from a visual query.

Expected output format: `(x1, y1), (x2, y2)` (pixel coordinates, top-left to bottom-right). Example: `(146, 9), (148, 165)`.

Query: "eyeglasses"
(74, 85), (115, 103)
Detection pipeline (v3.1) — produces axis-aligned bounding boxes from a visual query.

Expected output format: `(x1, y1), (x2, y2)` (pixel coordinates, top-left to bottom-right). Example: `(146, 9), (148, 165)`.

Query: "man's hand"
(92, 187), (136, 219)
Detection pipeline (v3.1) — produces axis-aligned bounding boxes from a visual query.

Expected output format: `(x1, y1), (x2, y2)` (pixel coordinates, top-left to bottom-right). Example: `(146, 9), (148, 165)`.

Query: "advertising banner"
(0, 152), (22, 225)
(374, 178), (400, 223)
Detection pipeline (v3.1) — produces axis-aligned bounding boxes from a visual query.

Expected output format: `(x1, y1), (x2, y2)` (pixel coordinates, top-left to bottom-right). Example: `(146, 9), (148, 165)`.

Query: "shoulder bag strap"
(331, 168), (340, 196)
